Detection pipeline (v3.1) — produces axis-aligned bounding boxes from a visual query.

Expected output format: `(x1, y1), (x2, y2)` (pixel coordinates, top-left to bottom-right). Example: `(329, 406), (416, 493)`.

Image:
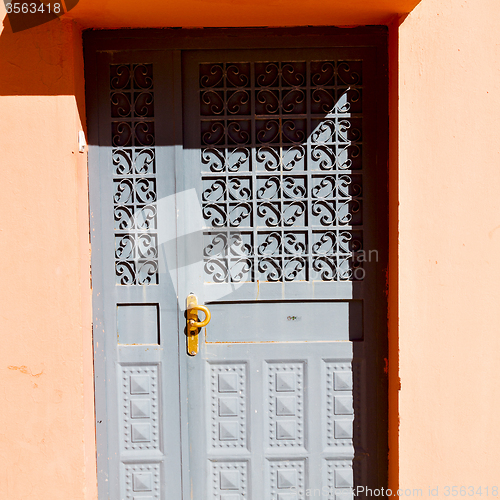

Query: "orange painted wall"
(65, 0), (420, 29)
(398, 0), (500, 492)
(0, 10), (96, 500)
(0, 0), (499, 498)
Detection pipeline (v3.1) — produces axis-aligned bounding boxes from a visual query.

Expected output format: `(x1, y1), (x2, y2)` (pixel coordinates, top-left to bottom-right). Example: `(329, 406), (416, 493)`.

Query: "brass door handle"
(186, 294), (211, 356)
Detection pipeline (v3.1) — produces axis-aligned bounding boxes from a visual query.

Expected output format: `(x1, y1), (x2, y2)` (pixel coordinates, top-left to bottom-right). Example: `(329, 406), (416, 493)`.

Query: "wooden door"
(85, 29), (388, 500)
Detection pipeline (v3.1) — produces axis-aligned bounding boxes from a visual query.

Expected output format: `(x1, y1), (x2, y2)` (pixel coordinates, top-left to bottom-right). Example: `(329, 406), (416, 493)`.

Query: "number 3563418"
(444, 486), (498, 496)
(6, 3), (62, 14)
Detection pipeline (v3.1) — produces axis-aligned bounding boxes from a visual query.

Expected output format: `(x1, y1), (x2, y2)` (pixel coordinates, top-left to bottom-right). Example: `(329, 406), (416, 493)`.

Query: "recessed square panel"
(130, 375), (150, 394)
(277, 494), (298, 500)
(276, 421), (296, 440)
(133, 472), (153, 492)
(131, 423), (151, 443)
(218, 373), (238, 393)
(219, 422), (239, 441)
(117, 304), (159, 345)
(219, 397), (239, 417)
(220, 470), (240, 490)
(277, 469), (297, 489)
(335, 468), (354, 488)
(334, 420), (353, 439)
(276, 396), (296, 416)
(334, 396), (353, 415)
(276, 372), (296, 392)
(335, 493), (354, 500)
(334, 371), (353, 391)
(131, 399), (151, 419)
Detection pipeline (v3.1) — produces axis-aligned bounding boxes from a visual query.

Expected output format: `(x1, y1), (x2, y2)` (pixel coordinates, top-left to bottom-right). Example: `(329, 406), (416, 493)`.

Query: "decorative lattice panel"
(199, 60), (364, 283)
(110, 63), (158, 285)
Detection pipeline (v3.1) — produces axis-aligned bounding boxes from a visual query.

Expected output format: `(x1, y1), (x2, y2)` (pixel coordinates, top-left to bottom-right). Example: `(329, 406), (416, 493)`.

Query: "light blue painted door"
(178, 49), (385, 500)
(88, 38), (388, 500)
(89, 51), (188, 500)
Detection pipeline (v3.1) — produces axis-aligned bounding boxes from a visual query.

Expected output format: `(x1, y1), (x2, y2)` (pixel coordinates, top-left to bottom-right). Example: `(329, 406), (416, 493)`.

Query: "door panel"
(186, 342), (360, 500)
(206, 301), (363, 342)
(89, 50), (184, 500)
(86, 32), (388, 500)
(180, 48), (383, 500)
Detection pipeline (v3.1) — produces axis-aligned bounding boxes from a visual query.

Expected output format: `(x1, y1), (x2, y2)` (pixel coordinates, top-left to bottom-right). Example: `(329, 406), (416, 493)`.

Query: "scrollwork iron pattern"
(111, 64), (158, 285)
(200, 60), (363, 283)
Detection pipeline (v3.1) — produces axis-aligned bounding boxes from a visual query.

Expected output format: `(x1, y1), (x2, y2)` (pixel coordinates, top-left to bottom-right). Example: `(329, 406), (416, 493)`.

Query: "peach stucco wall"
(0, 0), (499, 498)
(397, 0), (500, 492)
(0, 12), (96, 500)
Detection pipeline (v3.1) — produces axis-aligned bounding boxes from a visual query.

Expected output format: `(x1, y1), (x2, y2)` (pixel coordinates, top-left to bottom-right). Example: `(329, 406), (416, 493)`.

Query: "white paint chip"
(78, 130), (86, 153)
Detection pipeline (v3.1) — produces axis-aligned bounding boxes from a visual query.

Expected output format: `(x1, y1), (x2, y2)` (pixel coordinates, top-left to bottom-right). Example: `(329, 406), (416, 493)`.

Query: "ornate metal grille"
(200, 60), (363, 283)
(110, 64), (159, 285)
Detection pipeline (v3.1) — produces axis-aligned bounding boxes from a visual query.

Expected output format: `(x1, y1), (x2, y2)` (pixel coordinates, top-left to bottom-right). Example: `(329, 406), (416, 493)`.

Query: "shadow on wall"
(2, 0), (79, 32)
(0, 11), (86, 126)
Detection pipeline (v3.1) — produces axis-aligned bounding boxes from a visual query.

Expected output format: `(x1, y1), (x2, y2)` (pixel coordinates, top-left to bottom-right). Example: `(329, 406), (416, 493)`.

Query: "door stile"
(171, 48), (194, 500)
(89, 49), (185, 500)
(88, 50), (112, 500)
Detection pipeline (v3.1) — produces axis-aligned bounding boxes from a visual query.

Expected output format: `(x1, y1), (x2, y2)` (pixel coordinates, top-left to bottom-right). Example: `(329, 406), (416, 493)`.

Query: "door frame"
(83, 25), (389, 498)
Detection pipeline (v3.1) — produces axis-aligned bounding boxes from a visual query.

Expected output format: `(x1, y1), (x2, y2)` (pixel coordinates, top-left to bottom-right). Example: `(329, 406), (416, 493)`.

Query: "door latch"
(186, 294), (211, 356)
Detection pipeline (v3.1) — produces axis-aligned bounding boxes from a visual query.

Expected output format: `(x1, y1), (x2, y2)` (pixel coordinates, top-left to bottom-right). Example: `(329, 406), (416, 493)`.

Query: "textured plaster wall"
(64, 0), (420, 28)
(0, 11), (96, 500)
(398, 0), (500, 491)
(0, 0), (499, 497)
